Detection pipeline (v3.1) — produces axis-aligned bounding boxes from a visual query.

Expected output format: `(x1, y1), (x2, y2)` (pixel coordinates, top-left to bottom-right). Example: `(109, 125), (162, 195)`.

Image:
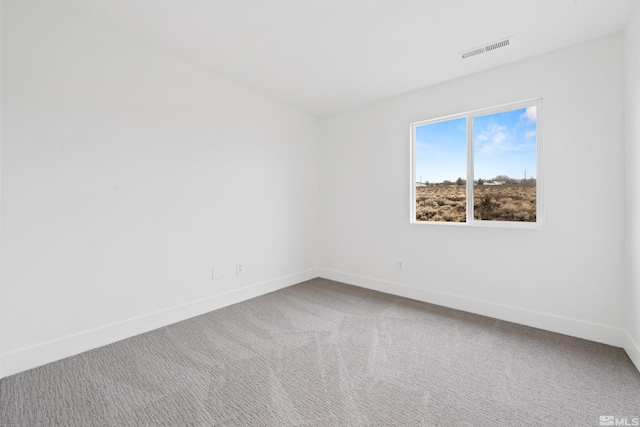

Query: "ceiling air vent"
(461, 36), (513, 59)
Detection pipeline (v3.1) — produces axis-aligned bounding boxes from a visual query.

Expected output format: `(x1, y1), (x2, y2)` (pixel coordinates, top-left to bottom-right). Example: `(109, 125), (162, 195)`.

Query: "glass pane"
(473, 106), (537, 222)
(415, 117), (467, 222)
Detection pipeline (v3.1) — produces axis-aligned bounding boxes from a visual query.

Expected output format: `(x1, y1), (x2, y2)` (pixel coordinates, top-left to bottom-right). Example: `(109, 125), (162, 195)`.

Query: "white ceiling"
(50, 0), (638, 116)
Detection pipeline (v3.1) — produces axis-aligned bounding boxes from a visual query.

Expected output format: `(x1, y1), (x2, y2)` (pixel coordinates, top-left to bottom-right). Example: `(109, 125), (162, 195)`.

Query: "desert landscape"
(415, 185), (536, 222)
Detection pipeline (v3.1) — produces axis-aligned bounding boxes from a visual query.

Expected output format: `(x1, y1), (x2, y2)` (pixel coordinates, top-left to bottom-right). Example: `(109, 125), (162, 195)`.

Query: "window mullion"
(466, 116), (474, 223)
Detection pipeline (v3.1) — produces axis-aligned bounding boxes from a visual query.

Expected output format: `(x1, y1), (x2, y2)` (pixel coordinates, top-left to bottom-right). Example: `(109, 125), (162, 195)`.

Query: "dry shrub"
(416, 185), (536, 222)
(473, 186), (536, 222)
(415, 187), (466, 222)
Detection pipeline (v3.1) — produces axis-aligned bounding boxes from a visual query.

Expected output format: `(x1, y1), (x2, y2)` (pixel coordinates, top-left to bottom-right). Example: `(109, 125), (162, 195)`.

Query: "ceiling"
(49, 0), (639, 116)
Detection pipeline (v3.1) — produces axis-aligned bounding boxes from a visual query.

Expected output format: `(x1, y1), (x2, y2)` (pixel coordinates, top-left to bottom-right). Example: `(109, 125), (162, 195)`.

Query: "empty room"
(1, 0), (640, 425)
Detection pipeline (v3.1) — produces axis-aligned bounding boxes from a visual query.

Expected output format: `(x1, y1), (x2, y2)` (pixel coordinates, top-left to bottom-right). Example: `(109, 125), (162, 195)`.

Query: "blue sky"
(415, 107), (537, 183)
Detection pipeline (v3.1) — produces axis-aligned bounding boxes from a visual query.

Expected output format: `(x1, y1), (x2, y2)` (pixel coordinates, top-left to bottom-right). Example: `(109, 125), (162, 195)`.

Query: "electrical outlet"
(397, 261), (404, 271)
(236, 263), (244, 275)
(212, 267), (220, 280)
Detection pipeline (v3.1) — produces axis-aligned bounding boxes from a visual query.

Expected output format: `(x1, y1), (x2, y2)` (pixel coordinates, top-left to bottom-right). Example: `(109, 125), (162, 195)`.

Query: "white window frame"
(410, 98), (543, 228)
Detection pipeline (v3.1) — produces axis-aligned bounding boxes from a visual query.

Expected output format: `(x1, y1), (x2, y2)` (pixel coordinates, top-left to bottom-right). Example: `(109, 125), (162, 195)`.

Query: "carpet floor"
(1, 278), (639, 426)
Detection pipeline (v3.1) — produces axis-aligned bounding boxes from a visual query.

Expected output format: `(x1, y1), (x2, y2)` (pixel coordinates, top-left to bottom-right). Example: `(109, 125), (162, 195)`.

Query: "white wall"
(0, 1), (319, 378)
(319, 34), (626, 347)
(625, 3), (640, 368)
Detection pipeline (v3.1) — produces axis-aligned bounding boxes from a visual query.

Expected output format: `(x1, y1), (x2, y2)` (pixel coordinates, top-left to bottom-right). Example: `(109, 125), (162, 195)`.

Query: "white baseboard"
(0, 268), (319, 379)
(4, 268), (637, 379)
(624, 332), (640, 372)
(319, 268), (627, 349)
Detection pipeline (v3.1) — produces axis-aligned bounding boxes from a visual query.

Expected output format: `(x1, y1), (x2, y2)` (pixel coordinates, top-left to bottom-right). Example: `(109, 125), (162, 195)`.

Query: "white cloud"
(476, 123), (515, 154)
(525, 130), (536, 138)
(521, 106), (536, 123)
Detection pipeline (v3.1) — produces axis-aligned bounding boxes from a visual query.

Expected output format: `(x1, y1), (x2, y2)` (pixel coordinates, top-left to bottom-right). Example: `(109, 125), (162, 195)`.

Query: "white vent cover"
(461, 36), (514, 59)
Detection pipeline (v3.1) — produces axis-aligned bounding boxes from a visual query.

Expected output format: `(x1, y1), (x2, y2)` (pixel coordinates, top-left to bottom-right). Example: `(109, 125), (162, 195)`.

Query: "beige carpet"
(1, 278), (639, 426)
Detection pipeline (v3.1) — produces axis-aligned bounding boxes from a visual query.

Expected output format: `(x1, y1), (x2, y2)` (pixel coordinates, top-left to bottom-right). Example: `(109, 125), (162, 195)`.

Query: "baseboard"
(3, 268), (635, 379)
(319, 268), (627, 349)
(0, 268), (319, 379)
(623, 332), (640, 372)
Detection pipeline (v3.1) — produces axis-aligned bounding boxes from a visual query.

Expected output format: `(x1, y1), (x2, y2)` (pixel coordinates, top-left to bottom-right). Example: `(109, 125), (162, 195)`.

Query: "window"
(411, 99), (542, 227)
